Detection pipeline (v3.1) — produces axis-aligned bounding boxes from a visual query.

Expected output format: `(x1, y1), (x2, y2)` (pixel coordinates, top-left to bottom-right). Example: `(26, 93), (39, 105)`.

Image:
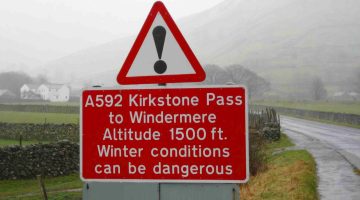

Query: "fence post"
(19, 134), (22, 147)
(37, 175), (48, 200)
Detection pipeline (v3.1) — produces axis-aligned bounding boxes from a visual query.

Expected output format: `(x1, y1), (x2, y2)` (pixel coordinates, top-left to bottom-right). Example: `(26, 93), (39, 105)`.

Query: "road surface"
(281, 116), (360, 200)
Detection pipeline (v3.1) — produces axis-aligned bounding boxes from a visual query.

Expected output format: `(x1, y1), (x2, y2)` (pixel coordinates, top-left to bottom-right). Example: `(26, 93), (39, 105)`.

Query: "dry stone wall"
(0, 141), (79, 180)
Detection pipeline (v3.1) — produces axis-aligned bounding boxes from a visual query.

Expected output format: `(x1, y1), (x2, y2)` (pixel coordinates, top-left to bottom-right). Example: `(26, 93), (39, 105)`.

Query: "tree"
(202, 65), (231, 85)
(310, 76), (327, 101)
(0, 72), (33, 97)
(34, 74), (49, 84)
(225, 65), (270, 99)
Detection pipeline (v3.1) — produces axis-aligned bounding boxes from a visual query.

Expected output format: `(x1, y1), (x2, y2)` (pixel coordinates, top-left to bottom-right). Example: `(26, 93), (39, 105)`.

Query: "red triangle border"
(117, 1), (206, 85)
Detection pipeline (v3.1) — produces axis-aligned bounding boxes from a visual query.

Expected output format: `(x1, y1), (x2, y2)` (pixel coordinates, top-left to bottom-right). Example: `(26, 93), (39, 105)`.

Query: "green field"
(0, 111), (79, 124)
(254, 101), (360, 115)
(241, 134), (318, 200)
(2, 102), (79, 106)
(0, 174), (82, 199)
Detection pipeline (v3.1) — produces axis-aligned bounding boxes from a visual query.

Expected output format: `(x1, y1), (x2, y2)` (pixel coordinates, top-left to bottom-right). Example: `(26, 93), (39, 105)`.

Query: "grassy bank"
(0, 111), (79, 124)
(0, 174), (82, 199)
(254, 101), (360, 115)
(241, 134), (318, 200)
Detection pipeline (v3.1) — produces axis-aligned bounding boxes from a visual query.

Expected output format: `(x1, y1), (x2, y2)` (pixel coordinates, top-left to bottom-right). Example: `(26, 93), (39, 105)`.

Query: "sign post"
(81, 1), (248, 199)
(81, 86), (247, 199)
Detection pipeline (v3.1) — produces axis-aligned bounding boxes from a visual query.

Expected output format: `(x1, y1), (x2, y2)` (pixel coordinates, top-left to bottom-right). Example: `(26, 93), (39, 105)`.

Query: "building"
(20, 84), (70, 102)
(20, 84), (41, 100)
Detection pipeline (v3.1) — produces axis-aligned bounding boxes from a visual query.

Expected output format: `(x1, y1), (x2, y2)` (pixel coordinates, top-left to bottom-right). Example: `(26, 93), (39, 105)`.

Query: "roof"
(41, 84), (67, 90)
(22, 83), (69, 91)
(23, 84), (41, 90)
(0, 89), (16, 97)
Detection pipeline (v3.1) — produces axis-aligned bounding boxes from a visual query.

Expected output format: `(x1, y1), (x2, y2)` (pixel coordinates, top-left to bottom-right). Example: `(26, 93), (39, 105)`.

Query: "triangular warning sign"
(117, 1), (206, 85)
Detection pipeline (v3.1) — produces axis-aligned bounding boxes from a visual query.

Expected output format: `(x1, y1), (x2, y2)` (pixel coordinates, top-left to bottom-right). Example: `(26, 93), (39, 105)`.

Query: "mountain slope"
(44, 0), (360, 90)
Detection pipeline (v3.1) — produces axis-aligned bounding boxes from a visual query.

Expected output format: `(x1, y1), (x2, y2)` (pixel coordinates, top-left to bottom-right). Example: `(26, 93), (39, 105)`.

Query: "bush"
(249, 108), (281, 141)
(0, 141), (79, 180)
(249, 129), (267, 176)
(262, 122), (281, 141)
(248, 107), (281, 175)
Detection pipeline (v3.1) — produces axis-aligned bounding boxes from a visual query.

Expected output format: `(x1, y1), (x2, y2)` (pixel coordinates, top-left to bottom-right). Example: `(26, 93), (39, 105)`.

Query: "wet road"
(281, 116), (360, 200)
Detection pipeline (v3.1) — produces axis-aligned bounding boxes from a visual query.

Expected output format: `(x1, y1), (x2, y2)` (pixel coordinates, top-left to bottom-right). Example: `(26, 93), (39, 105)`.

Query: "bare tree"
(35, 74), (49, 84)
(225, 65), (270, 99)
(202, 64), (231, 85)
(311, 76), (327, 101)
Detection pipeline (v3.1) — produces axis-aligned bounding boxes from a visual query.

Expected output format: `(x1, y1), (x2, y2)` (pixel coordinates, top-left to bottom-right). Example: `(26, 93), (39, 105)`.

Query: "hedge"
(0, 141), (79, 180)
(0, 123), (79, 142)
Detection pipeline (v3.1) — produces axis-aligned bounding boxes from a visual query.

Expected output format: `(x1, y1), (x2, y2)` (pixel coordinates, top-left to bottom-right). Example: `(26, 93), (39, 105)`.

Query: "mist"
(0, 0), (359, 101)
(0, 0), (223, 70)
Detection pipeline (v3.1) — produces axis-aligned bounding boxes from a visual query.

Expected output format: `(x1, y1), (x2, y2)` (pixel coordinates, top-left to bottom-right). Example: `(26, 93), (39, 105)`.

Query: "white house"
(20, 84), (41, 100)
(39, 84), (70, 102)
(20, 83), (70, 102)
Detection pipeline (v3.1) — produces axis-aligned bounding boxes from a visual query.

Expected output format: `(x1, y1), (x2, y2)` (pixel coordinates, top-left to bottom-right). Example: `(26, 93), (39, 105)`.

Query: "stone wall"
(252, 105), (360, 126)
(0, 141), (79, 180)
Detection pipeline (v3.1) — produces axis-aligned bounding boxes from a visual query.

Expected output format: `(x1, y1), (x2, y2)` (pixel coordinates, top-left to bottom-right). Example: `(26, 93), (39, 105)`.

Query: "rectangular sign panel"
(80, 86), (248, 183)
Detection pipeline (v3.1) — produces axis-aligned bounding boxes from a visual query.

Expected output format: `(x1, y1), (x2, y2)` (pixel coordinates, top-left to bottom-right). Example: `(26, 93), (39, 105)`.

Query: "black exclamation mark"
(153, 26), (167, 74)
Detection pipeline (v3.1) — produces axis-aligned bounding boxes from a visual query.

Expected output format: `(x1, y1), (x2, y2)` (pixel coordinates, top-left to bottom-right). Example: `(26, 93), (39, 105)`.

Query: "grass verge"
(0, 111), (79, 124)
(266, 133), (293, 150)
(13, 191), (82, 200)
(241, 134), (318, 200)
(0, 174), (82, 200)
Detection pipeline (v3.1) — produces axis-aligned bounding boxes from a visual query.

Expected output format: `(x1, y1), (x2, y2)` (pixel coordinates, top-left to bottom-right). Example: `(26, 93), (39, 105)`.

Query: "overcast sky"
(0, 0), (224, 62)
(0, 0), (228, 75)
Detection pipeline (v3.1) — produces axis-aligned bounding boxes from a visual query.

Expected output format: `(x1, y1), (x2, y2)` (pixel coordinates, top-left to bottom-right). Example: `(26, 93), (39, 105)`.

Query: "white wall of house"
(48, 85), (70, 102)
(20, 85), (30, 99)
(37, 84), (50, 100)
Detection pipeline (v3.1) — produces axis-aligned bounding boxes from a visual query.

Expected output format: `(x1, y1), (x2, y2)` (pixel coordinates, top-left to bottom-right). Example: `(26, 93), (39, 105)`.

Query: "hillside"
(44, 0), (360, 91)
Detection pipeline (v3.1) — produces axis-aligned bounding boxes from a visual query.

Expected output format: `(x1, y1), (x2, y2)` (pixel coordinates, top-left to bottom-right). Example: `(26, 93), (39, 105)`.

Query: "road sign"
(80, 86), (248, 183)
(117, 1), (206, 85)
